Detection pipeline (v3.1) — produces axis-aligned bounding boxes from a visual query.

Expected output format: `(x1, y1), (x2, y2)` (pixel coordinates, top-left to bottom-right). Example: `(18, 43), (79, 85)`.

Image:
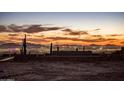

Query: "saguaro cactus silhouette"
(50, 43), (53, 55)
(57, 46), (59, 52)
(23, 34), (27, 55)
(20, 34), (27, 55)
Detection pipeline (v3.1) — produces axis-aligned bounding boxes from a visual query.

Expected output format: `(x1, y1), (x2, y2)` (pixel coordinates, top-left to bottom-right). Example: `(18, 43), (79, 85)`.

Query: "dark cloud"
(0, 25), (6, 31)
(8, 24), (23, 32)
(0, 25), (10, 32)
(88, 35), (104, 39)
(107, 34), (124, 37)
(68, 31), (88, 36)
(0, 24), (101, 36)
(0, 24), (63, 33)
(62, 28), (88, 36)
(23, 25), (44, 33)
(21, 25), (63, 33)
(94, 28), (101, 31)
(90, 35), (103, 38)
(46, 27), (63, 30)
(62, 29), (72, 32)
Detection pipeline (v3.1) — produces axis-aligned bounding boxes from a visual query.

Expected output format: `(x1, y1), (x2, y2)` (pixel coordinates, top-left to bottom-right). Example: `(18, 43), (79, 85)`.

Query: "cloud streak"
(45, 36), (117, 43)
(0, 24), (63, 33)
(0, 25), (10, 32)
(94, 28), (101, 31)
(62, 28), (88, 36)
(0, 24), (124, 46)
(8, 33), (19, 36)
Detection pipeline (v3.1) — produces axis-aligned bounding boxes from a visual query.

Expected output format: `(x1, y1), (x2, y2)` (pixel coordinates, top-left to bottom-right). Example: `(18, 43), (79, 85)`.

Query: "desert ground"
(0, 60), (124, 81)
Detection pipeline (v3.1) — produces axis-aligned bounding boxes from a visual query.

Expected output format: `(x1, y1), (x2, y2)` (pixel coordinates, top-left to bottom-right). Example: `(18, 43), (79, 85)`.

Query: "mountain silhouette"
(0, 43), (41, 48)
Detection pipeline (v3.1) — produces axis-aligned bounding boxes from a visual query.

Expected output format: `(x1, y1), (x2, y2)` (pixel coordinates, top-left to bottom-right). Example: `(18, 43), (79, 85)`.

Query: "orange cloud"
(0, 24), (124, 46)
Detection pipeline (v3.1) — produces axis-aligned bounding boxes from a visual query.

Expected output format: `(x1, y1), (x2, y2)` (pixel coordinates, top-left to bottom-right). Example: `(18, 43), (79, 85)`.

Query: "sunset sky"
(0, 12), (124, 46)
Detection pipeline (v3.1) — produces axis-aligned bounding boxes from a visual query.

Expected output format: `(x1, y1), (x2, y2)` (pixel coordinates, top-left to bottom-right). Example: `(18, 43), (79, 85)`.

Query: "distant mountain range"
(0, 43), (41, 49)
(88, 44), (121, 49)
(0, 43), (121, 49)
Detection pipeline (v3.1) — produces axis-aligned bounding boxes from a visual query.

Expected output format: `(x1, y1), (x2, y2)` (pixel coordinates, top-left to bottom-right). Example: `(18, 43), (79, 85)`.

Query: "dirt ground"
(0, 61), (124, 81)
